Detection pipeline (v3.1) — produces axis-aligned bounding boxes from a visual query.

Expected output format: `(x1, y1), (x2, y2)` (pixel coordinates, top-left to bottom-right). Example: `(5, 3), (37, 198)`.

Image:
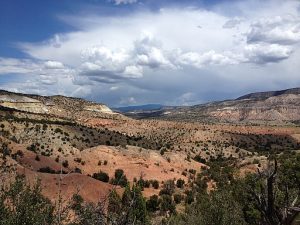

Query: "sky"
(0, 0), (300, 107)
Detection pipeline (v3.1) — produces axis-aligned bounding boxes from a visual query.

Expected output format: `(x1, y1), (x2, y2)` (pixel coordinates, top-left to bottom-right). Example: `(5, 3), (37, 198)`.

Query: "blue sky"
(1, 0), (300, 106)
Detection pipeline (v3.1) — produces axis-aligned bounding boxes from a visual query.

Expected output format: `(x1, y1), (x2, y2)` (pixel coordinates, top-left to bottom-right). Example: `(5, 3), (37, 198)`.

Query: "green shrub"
(111, 169), (128, 187)
(173, 193), (183, 204)
(176, 178), (185, 189)
(92, 171), (109, 183)
(146, 195), (160, 212)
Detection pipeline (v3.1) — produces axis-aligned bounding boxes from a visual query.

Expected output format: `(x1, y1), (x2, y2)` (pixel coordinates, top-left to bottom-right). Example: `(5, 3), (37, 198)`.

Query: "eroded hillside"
(1, 90), (300, 224)
(124, 87), (300, 124)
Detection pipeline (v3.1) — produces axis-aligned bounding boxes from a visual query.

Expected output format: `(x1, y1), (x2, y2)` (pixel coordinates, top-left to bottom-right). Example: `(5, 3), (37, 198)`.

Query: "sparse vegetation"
(1, 90), (300, 224)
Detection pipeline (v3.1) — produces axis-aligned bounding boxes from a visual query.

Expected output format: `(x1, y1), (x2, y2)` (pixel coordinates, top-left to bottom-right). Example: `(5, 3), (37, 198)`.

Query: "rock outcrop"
(0, 90), (117, 118)
(0, 94), (48, 114)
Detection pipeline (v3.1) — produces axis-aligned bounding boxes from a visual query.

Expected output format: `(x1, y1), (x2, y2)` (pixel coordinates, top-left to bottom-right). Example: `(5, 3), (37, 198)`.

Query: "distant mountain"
(123, 87), (300, 124)
(114, 104), (163, 113)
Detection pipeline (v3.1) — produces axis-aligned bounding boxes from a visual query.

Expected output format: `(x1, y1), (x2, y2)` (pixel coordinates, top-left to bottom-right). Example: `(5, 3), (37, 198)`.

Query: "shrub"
(74, 158), (82, 163)
(111, 169), (128, 187)
(71, 193), (84, 211)
(176, 178), (185, 188)
(194, 155), (207, 164)
(159, 180), (175, 196)
(74, 167), (82, 174)
(92, 171), (109, 183)
(185, 190), (194, 204)
(144, 180), (151, 188)
(146, 195), (160, 212)
(62, 160), (69, 168)
(173, 193), (183, 204)
(160, 194), (176, 214)
(54, 128), (63, 133)
(27, 144), (37, 152)
(38, 167), (56, 174)
(152, 180), (159, 189)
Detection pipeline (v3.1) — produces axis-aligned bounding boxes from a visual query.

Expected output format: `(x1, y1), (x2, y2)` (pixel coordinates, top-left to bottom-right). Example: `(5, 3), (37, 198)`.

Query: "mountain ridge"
(236, 87), (300, 101)
(122, 87), (300, 124)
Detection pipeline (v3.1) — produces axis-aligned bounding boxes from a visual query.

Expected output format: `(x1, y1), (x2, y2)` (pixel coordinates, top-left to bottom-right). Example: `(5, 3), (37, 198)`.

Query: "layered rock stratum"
(0, 90), (119, 120)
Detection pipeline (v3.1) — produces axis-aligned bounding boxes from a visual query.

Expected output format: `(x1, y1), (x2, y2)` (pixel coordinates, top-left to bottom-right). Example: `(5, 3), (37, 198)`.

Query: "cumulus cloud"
(134, 32), (174, 69)
(1, 0), (300, 106)
(247, 15), (300, 45)
(244, 44), (292, 64)
(79, 45), (142, 83)
(20, 7), (298, 82)
(176, 50), (240, 68)
(0, 57), (73, 88)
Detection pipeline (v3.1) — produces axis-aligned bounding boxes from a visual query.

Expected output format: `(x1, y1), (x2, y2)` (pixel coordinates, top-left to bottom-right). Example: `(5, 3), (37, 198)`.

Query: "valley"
(1, 88), (300, 224)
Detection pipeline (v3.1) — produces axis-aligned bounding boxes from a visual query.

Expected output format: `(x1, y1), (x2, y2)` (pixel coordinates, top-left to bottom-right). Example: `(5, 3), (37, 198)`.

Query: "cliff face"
(84, 105), (114, 114)
(0, 94), (48, 114)
(0, 102), (49, 114)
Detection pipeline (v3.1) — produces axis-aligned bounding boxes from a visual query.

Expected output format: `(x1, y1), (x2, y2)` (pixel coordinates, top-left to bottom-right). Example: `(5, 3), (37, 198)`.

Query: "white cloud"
(247, 15), (300, 45)
(20, 6), (299, 81)
(134, 32), (174, 69)
(44, 60), (65, 69)
(176, 50), (240, 68)
(123, 65), (143, 78)
(112, 0), (137, 5)
(0, 58), (41, 74)
(79, 46), (141, 82)
(244, 43), (292, 64)
(1, 0), (300, 106)
(0, 57), (73, 88)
